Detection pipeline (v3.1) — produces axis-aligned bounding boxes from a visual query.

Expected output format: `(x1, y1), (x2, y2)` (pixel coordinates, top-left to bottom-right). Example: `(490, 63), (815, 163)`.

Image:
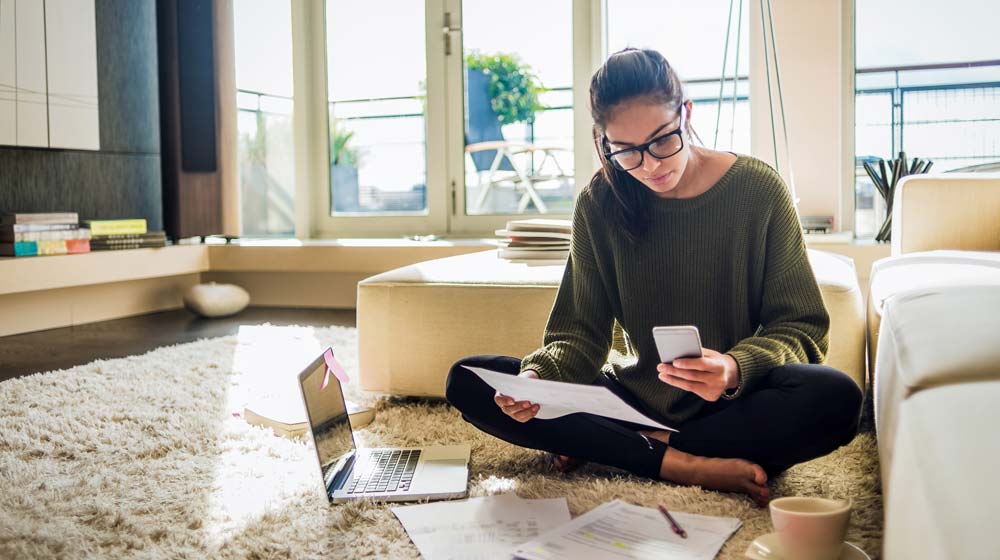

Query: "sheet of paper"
(392, 493), (571, 560)
(512, 500), (741, 560)
(464, 366), (675, 431)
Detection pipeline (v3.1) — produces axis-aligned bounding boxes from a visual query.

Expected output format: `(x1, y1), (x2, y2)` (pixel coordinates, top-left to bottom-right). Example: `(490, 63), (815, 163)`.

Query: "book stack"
(86, 219), (167, 251)
(1, 212), (91, 257)
(494, 218), (571, 265)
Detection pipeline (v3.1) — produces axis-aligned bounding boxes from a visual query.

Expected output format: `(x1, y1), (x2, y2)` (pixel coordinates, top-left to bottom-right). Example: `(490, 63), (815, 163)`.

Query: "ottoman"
(357, 249), (866, 397)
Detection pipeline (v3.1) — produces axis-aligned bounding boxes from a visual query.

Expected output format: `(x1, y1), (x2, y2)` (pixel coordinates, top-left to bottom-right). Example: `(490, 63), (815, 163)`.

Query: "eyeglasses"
(603, 107), (687, 171)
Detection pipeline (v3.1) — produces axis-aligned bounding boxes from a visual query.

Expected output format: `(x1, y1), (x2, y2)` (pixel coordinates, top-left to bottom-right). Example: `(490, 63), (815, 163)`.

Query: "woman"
(445, 48), (862, 506)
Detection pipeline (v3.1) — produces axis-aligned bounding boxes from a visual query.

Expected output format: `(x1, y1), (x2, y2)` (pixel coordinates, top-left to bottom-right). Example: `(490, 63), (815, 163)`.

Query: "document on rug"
(463, 366), (676, 431)
(512, 500), (742, 560)
(391, 493), (571, 560)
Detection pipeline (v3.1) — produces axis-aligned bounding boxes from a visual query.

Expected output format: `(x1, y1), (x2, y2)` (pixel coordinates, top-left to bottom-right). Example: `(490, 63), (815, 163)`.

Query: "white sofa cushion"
(867, 250), (1000, 375)
(874, 283), (1000, 479)
(884, 381), (1000, 560)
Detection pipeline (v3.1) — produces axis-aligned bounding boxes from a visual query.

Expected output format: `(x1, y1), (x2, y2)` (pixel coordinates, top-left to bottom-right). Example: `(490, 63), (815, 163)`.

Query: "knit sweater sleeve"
(520, 190), (614, 384)
(725, 172), (830, 396)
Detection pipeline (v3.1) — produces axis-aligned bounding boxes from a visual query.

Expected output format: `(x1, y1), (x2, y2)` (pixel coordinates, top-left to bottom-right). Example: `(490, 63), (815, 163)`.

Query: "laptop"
(297, 349), (470, 503)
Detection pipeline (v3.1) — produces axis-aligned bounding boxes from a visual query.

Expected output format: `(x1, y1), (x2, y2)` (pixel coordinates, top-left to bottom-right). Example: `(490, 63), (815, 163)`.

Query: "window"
(607, 0), (751, 154)
(233, 0), (296, 237)
(855, 0), (1000, 238)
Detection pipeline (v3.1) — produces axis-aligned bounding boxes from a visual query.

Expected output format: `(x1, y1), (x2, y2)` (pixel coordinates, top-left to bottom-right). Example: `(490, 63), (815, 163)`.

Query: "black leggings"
(445, 355), (863, 479)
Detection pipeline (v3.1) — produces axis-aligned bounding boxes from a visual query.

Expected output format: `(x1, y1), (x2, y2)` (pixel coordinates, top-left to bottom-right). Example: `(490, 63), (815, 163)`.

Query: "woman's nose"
(640, 150), (661, 174)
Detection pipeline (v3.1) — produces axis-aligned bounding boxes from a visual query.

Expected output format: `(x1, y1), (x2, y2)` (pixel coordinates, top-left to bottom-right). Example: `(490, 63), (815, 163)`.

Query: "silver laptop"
(297, 350), (470, 503)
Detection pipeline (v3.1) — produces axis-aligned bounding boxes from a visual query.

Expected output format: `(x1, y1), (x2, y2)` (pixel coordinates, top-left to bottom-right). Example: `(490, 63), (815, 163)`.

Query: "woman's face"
(603, 98), (691, 198)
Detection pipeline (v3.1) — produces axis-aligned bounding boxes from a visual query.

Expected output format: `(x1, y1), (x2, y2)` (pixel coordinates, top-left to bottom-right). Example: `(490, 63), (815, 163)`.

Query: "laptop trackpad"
(412, 459), (468, 493)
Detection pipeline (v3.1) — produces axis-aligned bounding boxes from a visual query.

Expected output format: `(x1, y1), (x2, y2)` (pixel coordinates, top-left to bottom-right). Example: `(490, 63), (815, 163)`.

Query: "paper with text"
(392, 493), (571, 560)
(512, 500), (742, 560)
(464, 366), (675, 431)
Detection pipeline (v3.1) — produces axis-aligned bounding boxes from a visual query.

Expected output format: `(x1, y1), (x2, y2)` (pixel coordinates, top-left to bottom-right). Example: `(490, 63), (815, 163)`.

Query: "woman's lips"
(647, 171), (673, 186)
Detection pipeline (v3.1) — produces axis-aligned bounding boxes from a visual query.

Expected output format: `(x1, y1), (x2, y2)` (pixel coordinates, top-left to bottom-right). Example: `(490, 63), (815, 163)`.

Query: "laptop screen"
(299, 354), (356, 488)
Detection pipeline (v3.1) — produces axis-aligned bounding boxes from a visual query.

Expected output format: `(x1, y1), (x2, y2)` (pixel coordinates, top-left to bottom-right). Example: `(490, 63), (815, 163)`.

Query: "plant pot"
(331, 164), (360, 212)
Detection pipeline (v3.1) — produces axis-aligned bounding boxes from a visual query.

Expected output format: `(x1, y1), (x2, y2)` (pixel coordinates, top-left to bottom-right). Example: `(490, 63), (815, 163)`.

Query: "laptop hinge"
(326, 450), (357, 494)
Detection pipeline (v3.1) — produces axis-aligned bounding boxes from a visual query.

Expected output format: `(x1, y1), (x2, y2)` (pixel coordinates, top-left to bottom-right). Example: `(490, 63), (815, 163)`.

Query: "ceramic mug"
(769, 496), (852, 560)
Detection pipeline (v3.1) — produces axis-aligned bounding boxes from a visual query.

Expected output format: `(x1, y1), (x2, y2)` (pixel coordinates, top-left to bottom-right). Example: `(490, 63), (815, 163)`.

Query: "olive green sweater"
(520, 155), (829, 425)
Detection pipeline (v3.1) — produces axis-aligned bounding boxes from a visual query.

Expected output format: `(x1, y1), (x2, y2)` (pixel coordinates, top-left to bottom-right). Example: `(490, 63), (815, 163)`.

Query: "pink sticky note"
(323, 347), (350, 383)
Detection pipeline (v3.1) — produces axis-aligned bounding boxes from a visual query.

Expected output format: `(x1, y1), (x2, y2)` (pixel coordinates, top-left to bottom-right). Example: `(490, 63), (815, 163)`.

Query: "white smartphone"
(652, 326), (703, 363)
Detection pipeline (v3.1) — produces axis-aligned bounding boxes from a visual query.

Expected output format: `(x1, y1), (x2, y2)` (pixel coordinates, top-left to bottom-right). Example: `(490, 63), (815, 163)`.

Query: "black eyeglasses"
(603, 107), (687, 171)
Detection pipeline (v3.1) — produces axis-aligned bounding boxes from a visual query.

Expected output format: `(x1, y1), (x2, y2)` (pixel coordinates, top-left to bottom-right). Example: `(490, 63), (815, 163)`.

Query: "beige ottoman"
(357, 249), (865, 397)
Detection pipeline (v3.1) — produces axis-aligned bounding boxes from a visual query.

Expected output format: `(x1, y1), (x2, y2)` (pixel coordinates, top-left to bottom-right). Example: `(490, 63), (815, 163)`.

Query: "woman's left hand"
(657, 348), (740, 402)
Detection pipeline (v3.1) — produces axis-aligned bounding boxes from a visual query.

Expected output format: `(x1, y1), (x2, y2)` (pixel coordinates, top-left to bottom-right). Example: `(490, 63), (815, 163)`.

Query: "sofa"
(867, 174), (1000, 559)
(356, 248), (866, 397)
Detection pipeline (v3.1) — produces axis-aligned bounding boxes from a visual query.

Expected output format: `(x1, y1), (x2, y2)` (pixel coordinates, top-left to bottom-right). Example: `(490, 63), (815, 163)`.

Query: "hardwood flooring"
(0, 307), (356, 383)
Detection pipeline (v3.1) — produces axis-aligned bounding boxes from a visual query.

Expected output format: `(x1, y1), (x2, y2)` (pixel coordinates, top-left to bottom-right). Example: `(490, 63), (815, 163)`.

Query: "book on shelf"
(2, 238), (90, 257)
(0, 223), (77, 233)
(90, 231), (167, 250)
(504, 218), (572, 233)
(0, 227), (90, 243)
(84, 219), (147, 236)
(0, 212), (78, 225)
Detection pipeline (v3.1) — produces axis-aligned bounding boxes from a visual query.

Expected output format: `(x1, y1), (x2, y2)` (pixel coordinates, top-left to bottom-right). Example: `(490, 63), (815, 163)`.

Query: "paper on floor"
(391, 493), (571, 560)
(512, 499), (741, 560)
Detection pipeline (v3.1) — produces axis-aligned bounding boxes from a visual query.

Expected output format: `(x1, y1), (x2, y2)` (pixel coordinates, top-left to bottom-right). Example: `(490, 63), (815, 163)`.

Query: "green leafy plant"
(330, 122), (361, 167)
(466, 52), (543, 125)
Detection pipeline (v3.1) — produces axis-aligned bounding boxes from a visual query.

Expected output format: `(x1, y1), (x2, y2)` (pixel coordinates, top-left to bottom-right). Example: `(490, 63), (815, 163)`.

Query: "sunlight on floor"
(202, 324), (326, 548)
(478, 475), (520, 494)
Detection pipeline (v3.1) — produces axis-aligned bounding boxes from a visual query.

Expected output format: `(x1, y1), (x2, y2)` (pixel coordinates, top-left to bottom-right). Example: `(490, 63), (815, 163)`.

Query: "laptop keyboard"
(345, 449), (421, 494)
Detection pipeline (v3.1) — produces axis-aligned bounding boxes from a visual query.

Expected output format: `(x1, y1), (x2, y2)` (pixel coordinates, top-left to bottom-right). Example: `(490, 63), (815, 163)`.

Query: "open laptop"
(297, 349), (470, 503)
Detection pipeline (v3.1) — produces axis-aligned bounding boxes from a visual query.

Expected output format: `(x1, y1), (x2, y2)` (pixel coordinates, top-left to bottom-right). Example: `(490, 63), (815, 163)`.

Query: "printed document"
(463, 366), (675, 431)
(392, 493), (571, 560)
(512, 500), (742, 560)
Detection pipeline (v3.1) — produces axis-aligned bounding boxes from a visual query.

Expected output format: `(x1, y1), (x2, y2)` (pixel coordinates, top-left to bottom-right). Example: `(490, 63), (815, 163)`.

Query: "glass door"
(445, 0), (576, 234)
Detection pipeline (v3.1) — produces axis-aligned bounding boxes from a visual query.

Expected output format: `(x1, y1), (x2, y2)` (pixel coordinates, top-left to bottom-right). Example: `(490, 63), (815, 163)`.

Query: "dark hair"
(588, 48), (688, 243)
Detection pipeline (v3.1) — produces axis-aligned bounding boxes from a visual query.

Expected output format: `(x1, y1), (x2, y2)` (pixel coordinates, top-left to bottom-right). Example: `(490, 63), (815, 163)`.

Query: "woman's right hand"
(494, 369), (541, 422)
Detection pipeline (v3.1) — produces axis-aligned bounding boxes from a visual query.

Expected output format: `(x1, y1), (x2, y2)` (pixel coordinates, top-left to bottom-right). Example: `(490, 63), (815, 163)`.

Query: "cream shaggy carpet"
(0, 325), (883, 559)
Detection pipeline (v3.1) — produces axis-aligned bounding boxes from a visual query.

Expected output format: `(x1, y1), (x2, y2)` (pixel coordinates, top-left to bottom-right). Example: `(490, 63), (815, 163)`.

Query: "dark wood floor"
(0, 307), (356, 383)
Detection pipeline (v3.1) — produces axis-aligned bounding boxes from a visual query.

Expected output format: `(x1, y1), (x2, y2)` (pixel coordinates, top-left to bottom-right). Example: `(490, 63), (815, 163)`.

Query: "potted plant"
(330, 122), (362, 212)
(465, 52), (543, 126)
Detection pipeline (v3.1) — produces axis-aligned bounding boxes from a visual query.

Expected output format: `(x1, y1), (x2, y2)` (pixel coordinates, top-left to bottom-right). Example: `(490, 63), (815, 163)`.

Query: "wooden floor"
(0, 307), (356, 383)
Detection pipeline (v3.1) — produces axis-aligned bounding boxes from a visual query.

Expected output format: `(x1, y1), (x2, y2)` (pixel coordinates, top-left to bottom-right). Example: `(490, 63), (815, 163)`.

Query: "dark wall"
(0, 0), (163, 231)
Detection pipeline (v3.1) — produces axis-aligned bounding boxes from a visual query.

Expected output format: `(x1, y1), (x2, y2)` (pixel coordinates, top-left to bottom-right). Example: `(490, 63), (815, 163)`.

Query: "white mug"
(769, 496), (852, 560)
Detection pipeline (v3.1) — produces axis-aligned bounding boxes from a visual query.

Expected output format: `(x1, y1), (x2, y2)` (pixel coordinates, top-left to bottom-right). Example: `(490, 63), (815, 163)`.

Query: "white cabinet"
(14, 0), (49, 147)
(0, 0), (15, 145)
(45, 0), (99, 150)
(0, 0), (100, 150)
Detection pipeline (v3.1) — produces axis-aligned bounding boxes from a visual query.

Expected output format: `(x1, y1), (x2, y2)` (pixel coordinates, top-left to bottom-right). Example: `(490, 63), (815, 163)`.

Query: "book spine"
(0, 224), (77, 233)
(66, 239), (91, 254)
(86, 220), (148, 235)
(0, 241), (39, 257)
(0, 212), (78, 225)
(1, 229), (91, 242)
(37, 240), (69, 255)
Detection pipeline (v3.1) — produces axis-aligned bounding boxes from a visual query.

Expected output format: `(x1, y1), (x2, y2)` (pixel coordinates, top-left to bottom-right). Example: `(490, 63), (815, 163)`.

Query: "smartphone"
(652, 326), (703, 363)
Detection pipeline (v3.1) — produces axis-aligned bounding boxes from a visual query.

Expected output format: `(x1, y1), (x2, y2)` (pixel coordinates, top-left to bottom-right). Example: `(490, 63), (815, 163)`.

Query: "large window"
(233, 0), (296, 236)
(231, 1), (791, 238)
(855, 0), (1000, 238)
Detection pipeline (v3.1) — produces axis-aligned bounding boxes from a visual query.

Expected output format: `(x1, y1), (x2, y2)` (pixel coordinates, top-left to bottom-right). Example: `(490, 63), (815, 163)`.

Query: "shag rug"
(0, 325), (883, 559)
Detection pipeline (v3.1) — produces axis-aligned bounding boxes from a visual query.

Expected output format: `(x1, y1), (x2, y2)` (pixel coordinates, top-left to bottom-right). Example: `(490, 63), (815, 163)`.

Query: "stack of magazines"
(494, 218), (571, 265)
(1, 212), (90, 257)
(85, 219), (167, 250)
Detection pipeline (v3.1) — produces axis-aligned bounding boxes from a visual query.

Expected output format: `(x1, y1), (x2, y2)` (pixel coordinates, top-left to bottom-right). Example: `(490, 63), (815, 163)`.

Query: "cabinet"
(0, 0), (100, 150)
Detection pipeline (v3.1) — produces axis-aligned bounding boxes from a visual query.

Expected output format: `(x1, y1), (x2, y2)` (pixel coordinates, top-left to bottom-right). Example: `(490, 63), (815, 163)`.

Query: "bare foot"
(550, 454), (587, 474)
(659, 447), (770, 507)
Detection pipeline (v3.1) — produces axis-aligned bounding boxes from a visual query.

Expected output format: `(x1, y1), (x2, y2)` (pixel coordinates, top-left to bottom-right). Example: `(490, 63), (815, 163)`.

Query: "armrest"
(891, 174), (1000, 255)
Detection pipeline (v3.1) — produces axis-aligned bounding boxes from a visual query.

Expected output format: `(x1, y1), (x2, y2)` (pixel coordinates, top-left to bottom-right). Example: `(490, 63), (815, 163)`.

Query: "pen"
(658, 504), (687, 539)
